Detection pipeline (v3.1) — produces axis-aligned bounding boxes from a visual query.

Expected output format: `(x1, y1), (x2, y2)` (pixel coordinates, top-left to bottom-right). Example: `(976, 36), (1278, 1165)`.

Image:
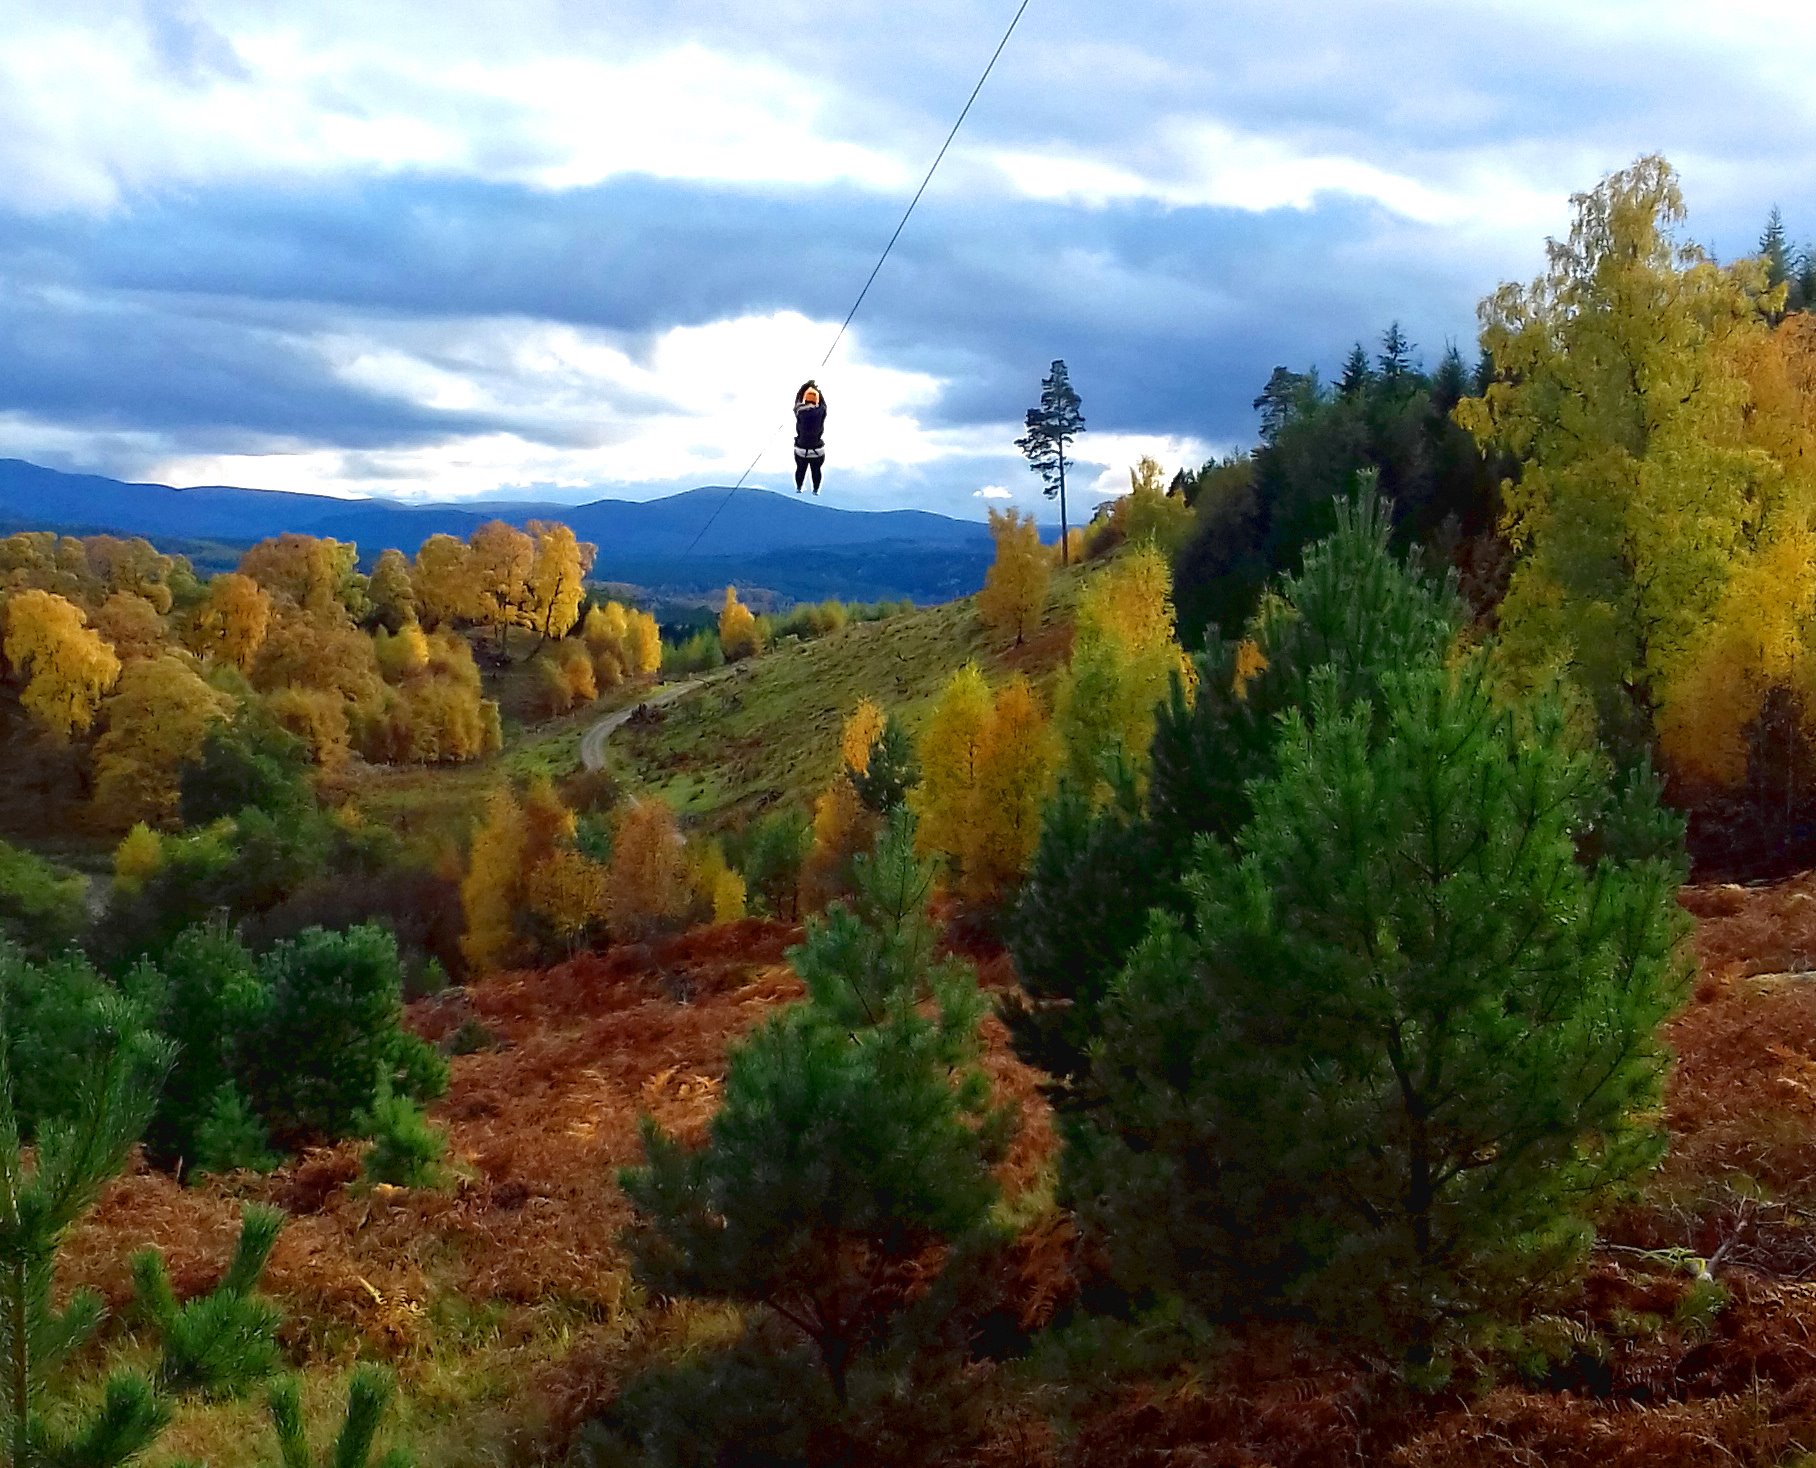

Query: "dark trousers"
(794, 450), (824, 491)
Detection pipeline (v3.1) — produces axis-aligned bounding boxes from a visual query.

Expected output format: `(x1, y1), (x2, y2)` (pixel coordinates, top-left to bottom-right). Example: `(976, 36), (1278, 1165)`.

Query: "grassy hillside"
(603, 562), (1094, 831)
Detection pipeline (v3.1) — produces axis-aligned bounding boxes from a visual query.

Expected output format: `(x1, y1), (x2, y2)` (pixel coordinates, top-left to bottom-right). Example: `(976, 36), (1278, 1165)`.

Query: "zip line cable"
(677, 0), (1034, 562)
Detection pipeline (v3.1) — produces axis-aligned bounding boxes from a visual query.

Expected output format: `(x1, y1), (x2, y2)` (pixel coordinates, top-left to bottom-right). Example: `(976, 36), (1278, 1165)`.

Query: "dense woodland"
(6, 158), (1816, 1467)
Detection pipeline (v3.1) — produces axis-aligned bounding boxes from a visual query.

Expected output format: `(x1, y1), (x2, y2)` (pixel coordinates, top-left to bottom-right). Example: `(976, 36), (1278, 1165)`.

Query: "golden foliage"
(718, 585), (762, 662)
(798, 778), (878, 915)
(462, 786), (529, 975)
(367, 547), (417, 630)
(190, 572), (272, 671)
(525, 522), (596, 642)
(538, 641), (598, 715)
(113, 822), (165, 894)
(977, 507), (1051, 645)
(912, 667), (1058, 899)
(1232, 637), (1269, 700)
(240, 534), (358, 615)
(582, 601), (662, 687)
(411, 534), (476, 629)
(361, 630), (499, 764)
(92, 591), (167, 662)
(1053, 543), (1188, 796)
(608, 797), (690, 941)
(688, 841), (748, 925)
(525, 846), (609, 953)
(839, 697), (886, 777)
(470, 521), (536, 646)
(1456, 157), (1816, 771)
(3, 587), (122, 740)
(265, 684), (352, 768)
(92, 654), (233, 827)
(373, 622), (431, 681)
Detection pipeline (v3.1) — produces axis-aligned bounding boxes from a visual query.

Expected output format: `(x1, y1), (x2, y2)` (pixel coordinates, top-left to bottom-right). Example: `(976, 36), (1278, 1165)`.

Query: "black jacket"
(794, 395), (827, 450)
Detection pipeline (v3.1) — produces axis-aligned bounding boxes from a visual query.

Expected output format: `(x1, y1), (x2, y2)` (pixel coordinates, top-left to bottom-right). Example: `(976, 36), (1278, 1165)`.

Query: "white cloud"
(973, 485), (1012, 500)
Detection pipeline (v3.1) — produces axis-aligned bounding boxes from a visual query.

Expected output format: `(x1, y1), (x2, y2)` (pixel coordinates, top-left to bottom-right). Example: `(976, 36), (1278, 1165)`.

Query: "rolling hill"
(0, 459), (996, 602)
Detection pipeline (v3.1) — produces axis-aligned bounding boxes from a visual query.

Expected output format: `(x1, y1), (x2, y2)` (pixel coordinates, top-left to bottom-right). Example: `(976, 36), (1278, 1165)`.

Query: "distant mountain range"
(0, 460), (997, 604)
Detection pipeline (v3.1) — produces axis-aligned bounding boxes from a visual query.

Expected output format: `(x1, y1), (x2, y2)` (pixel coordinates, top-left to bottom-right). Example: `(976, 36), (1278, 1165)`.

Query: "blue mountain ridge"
(0, 460), (997, 603)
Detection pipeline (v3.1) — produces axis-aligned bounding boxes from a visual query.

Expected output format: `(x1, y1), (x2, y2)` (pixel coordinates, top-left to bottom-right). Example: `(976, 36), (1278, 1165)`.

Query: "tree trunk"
(1057, 446), (1071, 567)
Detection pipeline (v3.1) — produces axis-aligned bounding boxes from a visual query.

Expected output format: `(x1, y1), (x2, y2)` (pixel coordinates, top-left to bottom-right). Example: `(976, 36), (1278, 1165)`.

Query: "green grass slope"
(605, 564), (1092, 831)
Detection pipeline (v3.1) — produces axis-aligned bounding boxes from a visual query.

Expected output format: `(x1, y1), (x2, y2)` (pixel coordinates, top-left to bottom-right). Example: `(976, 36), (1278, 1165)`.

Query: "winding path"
(579, 675), (712, 771)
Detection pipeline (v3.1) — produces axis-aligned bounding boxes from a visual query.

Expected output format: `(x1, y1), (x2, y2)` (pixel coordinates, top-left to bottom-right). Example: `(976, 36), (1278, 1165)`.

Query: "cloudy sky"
(1, 1), (1809, 518)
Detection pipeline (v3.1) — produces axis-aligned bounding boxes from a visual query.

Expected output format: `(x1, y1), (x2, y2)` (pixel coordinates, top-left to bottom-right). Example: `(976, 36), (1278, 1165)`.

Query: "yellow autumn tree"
(840, 697), (887, 776)
(92, 591), (167, 662)
(373, 621), (432, 681)
(977, 507), (1050, 646)
(469, 520), (536, 653)
(1053, 542), (1189, 797)
(113, 822), (165, 894)
(240, 534), (358, 615)
(191, 572), (272, 671)
(626, 607), (662, 676)
(968, 675), (1059, 899)
(524, 846), (609, 956)
(526, 522), (595, 644)
(608, 797), (690, 940)
(92, 655), (233, 826)
(3, 588), (121, 740)
(537, 641), (598, 714)
(689, 840), (748, 925)
(1455, 155), (1810, 763)
(1113, 456), (1196, 555)
(368, 547), (417, 631)
(798, 778), (878, 915)
(412, 534), (476, 629)
(461, 786), (530, 974)
(912, 667), (1057, 899)
(719, 586), (762, 662)
(910, 663), (992, 876)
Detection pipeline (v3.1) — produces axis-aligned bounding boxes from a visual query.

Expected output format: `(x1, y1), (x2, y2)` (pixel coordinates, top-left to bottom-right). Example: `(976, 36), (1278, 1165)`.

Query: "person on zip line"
(793, 381), (827, 494)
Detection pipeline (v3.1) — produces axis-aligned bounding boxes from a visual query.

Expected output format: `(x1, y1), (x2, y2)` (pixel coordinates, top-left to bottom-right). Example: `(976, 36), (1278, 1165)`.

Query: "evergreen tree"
(1016, 360), (1085, 566)
(1012, 491), (1465, 1096)
(0, 1008), (285, 1467)
(620, 811), (1010, 1403)
(1069, 655), (1692, 1350)
(1336, 342), (1374, 398)
(848, 716), (918, 815)
(1376, 321), (1415, 388)
(267, 1365), (413, 1468)
(1761, 206), (1792, 295)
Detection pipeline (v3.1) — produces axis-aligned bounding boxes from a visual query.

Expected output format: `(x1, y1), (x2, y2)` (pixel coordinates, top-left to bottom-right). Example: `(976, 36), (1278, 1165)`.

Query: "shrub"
(240, 925), (448, 1146)
(190, 1084), (282, 1176)
(178, 716), (312, 826)
(1070, 658), (1693, 1349)
(621, 812), (1010, 1404)
(726, 808), (810, 920)
(661, 628), (723, 678)
(242, 868), (467, 996)
(357, 1084), (449, 1189)
(0, 837), (88, 959)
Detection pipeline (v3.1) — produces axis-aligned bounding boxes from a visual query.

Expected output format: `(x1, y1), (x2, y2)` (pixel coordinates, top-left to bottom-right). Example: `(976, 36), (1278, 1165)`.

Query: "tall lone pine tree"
(1016, 360), (1085, 566)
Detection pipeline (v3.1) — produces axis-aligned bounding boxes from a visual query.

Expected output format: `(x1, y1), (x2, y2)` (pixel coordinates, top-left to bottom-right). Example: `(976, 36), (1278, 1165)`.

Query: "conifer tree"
(0, 1008), (285, 1467)
(1016, 360), (1085, 565)
(1069, 655), (1691, 1349)
(267, 1364), (413, 1468)
(620, 811), (1009, 1403)
(848, 715), (919, 816)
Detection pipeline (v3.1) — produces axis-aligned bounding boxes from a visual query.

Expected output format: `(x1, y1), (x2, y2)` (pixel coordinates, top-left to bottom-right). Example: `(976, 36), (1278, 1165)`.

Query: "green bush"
(726, 809), (810, 920)
(190, 1084), (281, 1177)
(0, 941), (160, 1137)
(241, 925), (447, 1146)
(139, 922), (268, 1170)
(357, 1084), (448, 1189)
(178, 716), (312, 827)
(661, 629), (723, 678)
(0, 838), (88, 960)
(621, 813), (1010, 1406)
(1069, 657), (1692, 1350)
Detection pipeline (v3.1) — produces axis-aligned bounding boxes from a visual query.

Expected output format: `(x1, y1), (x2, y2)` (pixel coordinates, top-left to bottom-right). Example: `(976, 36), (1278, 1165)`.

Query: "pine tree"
(848, 715), (919, 816)
(1761, 205), (1792, 295)
(1337, 342), (1374, 398)
(620, 811), (1009, 1403)
(0, 1010), (285, 1467)
(267, 1364), (413, 1468)
(1376, 320), (1415, 388)
(1015, 360), (1085, 566)
(1070, 655), (1691, 1350)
